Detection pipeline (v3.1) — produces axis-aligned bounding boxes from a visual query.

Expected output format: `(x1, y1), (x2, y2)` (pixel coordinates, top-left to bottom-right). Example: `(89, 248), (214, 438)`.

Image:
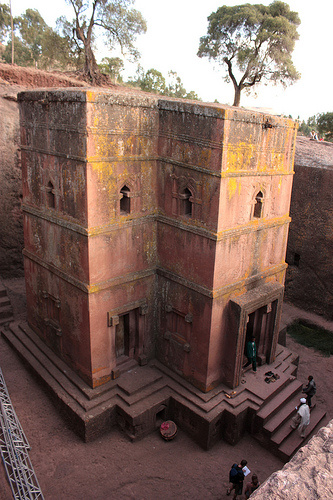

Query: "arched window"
(253, 191), (263, 218)
(120, 185), (131, 214)
(47, 181), (55, 209)
(180, 188), (192, 217)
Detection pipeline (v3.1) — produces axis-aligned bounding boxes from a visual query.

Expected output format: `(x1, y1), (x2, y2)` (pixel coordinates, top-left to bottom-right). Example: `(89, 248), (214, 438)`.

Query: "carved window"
(120, 185), (131, 214)
(47, 181), (55, 209)
(293, 253), (300, 267)
(180, 187), (192, 217)
(253, 191), (263, 218)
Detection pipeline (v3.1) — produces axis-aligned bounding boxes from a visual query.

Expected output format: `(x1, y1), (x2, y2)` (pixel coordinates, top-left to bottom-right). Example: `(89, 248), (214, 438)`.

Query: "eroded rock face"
(0, 88), (24, 277)
(285, 136), (333, 320)
(250, 420), (333, 499)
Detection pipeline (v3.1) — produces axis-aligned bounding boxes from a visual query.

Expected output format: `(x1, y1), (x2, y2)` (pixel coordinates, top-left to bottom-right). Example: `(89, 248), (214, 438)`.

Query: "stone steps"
(254, 379), (327, 461)
(2, 320), (317, 451)
(276, 406), (327, 461)
(0, 282), (13, 324)
(256, 379), (303, 426)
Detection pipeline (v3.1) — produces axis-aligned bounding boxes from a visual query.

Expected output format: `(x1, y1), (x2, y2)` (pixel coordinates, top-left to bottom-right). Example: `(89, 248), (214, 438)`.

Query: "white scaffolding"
(0, 367), (44, 499)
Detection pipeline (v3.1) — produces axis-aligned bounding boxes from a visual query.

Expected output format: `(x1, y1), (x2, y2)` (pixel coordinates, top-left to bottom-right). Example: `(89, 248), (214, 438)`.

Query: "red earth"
(0, 277), (332, 500)
(0, 65), (332, 499)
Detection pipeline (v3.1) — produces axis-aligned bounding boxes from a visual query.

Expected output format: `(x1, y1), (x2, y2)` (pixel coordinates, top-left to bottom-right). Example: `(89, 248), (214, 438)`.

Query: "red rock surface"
(0, 277), (332, 500)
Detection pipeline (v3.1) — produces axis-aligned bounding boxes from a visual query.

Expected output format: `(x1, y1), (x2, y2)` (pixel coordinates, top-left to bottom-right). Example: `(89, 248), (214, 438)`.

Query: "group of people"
(291, 375), (316, 438)
(227, 460), (259, 499)
(226, 376), (316, 497)
(310, 130), (324, 141)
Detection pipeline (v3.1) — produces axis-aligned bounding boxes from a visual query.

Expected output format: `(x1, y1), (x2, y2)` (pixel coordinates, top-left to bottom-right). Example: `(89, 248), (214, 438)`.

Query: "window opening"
(120, 185), (130, 214)
(180, 188), (192, 217)
(253, 191), (263, 218)
(294, 253), (300, 267)
(47, 181), (55, 209)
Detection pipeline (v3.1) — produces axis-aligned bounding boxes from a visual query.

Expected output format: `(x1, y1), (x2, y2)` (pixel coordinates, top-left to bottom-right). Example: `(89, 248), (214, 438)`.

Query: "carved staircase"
(1, 320), (328, 456)
(252, 378), (327, 461)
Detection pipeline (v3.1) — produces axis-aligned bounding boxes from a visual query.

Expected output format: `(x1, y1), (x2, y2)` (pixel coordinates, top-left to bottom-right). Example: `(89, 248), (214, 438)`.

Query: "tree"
(3, 36), (34, 65)
(198, 1), (300, 106)
(63, 0), (147, 84)
(0, 3), (11, 43)
(297, 120), (311, 137)
(1, 8), (75, 69)
(317, 112), (333, 142)
(128, 66), (166, 94)
(98, 56), (124, 82)
(128, 67), (199, 100)
(15, 9), (49, 67)
(165, 70), (199, 100)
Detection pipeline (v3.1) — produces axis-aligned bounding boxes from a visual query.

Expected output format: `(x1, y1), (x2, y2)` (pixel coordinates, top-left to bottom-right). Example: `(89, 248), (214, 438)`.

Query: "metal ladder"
(0, 367), (44, 499)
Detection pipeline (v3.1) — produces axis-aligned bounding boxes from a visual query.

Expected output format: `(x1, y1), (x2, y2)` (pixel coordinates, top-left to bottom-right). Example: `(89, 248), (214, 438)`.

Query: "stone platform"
(0, 321), (327, 457)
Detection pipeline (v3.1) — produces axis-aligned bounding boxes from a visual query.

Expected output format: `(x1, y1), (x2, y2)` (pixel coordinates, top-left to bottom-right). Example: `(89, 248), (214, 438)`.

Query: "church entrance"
(115, 310), (139, 361)
(229, 282), (284, 388)
(243, 300), (278, 368)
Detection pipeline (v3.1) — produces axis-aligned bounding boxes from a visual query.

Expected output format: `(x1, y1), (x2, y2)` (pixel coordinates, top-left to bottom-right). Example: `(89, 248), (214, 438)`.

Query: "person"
(244, 474), (260, 498)
(290, 398), (310, 438)
(244, 337), (257, 372)
(227, 460), (247, 499)
(302, 375), (316, 408)
(310, 130), (318, 141)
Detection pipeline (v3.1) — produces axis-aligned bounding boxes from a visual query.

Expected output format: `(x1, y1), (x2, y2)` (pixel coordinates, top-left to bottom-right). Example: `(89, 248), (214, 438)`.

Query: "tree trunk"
(233, 86), (241, 107)
(83, 41), (99, 84)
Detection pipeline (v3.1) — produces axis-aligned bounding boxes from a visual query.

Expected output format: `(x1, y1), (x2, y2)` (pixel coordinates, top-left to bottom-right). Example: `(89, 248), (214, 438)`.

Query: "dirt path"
(0, 278), (332, 500)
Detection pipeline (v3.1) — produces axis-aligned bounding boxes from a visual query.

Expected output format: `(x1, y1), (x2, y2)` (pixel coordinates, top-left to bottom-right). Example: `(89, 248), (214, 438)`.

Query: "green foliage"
(64, 0), (147, 82)
(297, 120), (311, 137)
(55, 16), (85, 69)
(0, 2), (11, 43)
(128, 67), (199, 100)
(98, 57), (124, 82)
(0, 7), (76, 69)
(198, 1), (300, 106)
(15, 9), (47, 65)
(297, 113), (333, 141)
(3, 36), (34, 66)
(317, 112), (333, 142)
(287, 320), (333, 357)
(165, 70), (199, 99)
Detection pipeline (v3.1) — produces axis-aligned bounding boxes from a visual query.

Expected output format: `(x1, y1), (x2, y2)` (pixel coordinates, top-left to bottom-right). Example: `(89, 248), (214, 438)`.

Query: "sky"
(9, 0), (333, 121)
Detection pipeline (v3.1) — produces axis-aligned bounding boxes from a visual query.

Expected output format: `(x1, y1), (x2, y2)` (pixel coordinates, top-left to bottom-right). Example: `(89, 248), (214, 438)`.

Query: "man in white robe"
(291, 398), (310, 438)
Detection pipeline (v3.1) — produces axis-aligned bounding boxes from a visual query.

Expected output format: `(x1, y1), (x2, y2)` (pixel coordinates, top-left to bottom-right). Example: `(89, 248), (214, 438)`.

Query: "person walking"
(227, 460), (248, 499)
(290, 398), (310, 438)
(302, 375), (316, 408)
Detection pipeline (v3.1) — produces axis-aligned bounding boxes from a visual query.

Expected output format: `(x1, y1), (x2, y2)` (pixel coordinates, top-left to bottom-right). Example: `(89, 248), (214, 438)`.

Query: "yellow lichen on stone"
(226, 142), (255, 172)
(228, 178), (238, 200)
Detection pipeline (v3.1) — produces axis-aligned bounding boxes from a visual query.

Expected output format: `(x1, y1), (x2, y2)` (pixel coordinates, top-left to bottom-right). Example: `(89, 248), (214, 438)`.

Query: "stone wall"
(0, 88), (23, 277)
(250, 420), (333, 499)
(285, 136), (333, 319)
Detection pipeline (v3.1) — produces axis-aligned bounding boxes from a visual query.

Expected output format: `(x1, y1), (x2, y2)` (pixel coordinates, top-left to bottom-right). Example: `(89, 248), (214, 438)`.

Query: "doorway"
(229, 282), (284, 388)
(115, 310), (139, 361)
(243, 301), (278, 367)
